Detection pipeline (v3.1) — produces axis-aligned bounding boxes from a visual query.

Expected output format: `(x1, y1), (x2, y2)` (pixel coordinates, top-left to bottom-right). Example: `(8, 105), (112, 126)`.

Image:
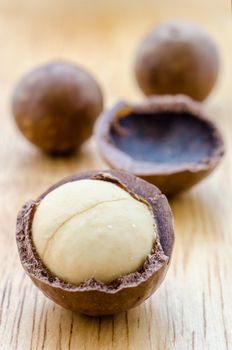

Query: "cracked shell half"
(94, 95), (224, 196)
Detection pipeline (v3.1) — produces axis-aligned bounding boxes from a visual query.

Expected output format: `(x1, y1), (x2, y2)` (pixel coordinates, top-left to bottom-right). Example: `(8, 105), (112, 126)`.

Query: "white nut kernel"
(32, 179), (156, 284)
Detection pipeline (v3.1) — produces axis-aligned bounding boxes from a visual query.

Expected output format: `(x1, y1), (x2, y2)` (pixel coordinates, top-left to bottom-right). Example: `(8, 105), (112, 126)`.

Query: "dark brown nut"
(12, 61), (103, 155)
(94, 95), (224, 196)
(16, 170), (174, 316)
(134, 20), (219, 101)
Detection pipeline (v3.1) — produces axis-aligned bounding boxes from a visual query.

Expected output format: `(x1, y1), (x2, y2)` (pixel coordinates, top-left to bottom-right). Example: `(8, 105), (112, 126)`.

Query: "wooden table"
(0, 1), (231, 349)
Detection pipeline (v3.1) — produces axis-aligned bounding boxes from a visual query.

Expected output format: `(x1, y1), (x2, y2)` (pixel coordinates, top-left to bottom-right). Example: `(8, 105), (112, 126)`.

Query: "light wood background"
(0, 1), (231, 349)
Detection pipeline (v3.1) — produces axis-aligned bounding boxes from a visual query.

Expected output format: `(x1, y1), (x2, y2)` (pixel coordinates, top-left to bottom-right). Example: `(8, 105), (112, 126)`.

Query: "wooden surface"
(0, 1), (231, 349)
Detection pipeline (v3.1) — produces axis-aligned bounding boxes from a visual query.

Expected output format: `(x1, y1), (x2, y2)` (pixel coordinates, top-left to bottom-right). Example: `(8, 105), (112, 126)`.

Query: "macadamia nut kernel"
(32, 179), (156, 284)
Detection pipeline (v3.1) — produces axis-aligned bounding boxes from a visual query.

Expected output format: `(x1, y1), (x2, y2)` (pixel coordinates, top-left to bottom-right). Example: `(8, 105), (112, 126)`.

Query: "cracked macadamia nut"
(12, 61), (103, 155)
(16, 170), (174, 316)
(134, 20), (219, 101)
(32, 179), (156, 284)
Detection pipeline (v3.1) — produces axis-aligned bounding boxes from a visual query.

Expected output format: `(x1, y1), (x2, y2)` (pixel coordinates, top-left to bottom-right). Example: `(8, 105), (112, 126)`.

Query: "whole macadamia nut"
(134, 20), (219, 101)
(12, 61), (103, 154)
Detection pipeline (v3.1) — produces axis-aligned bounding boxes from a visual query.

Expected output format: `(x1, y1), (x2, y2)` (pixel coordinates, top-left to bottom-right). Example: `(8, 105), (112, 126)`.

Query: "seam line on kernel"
(41, 197), (130, 259)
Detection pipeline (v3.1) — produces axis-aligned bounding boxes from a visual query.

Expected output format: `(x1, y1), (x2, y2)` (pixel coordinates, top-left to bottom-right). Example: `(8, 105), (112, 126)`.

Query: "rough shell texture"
(94, 95), (224, 196)
(134, 20), (219, 101)
(12, 61), (103, 154)
(16, 170), (174, 316)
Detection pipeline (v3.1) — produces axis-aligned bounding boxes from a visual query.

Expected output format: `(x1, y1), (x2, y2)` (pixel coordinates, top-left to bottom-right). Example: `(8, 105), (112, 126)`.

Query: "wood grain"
(0, 1), (231, 349)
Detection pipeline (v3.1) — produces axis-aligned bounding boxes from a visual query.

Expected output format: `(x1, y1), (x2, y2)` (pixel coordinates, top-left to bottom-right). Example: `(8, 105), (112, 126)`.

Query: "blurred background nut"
(134, 20), (219, 101)
(12, 60), (103, 155)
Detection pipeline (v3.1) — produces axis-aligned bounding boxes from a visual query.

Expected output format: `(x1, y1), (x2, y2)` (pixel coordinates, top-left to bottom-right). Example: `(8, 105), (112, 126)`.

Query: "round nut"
(32, 179), (156, 284)
(12, 61), (103, 154)
(134, 20), (219, 101)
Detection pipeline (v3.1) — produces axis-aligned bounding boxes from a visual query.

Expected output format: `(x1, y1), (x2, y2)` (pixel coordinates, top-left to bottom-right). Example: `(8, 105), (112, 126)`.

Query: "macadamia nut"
(12, 61), (103, 154)
(134, 20), (219, 101)
(32, 179), (156, 284)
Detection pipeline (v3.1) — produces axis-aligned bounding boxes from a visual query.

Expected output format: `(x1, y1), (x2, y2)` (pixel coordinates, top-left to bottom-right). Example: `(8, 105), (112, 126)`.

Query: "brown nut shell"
(94, 95), (224, 196)
(16, 170), (174, 316)
(12, 61), (103, 155)
(134, 20), (219, 101)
